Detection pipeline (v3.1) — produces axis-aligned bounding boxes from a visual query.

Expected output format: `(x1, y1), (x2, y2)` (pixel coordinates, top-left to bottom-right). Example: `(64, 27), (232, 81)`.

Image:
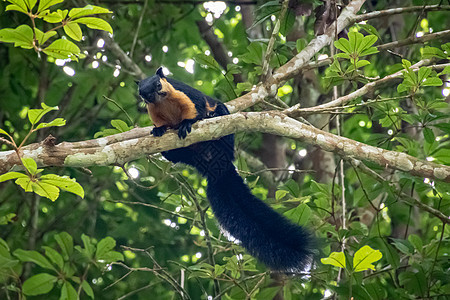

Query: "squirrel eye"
(156, 81), (162, 88)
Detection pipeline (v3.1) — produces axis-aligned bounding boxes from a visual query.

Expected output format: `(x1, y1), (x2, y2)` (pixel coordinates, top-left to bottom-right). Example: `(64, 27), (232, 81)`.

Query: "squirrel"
(138, 67), (313, 272)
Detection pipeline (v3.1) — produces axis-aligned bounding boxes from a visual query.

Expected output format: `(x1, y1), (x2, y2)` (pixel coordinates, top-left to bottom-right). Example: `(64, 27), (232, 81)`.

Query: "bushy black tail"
(205, 162), (313, 272)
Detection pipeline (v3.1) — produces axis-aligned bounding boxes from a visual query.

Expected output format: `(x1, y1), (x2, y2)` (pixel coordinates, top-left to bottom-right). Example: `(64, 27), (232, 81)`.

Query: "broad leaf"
(0, 25), (34, 49)
(35, 118), (66, 129)
(81, 280), (94, 299)
(73, 17), (113, 34)
(60, 281), (78, 300)
(41, 9), (68, 23)
(22, 273), (57, 296)
(37, 0), (64, 13)
(194, 53), (221, 71)
(34, 28), (57, 45)
(321, 251), (346, 269)
(353, 245), (382, 272)
(43, 38), (81, 60)
(68, 5), (112, 19)
(284, 203), (311, 226)
(54, 232), (73, 260)
(28, 103), (59, 125)
(40, 174), (85, 198)
(21, 157), (37, 175)
(13, 249), (56, 271)
(0, 171), (28, 182)
(64, 22), (83, 41)
(111, 119), (131, 132)
(42, 246), (64, 270)
(96, 237), (116, 259)
(31, 181), (60, 201)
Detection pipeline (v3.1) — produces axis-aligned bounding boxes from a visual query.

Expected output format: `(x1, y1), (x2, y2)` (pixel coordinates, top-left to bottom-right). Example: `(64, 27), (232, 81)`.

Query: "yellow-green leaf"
(15, 177), (33, 192)
(0, 25), (34, 49)
(41, 9), (67, 23)
(0, 171), (28, 182)
(28, 102), (59, 125)
(40, 174), (85, 198)
(0, 128), (10, 136)
(73, 17), (113, 34)
(353, 245), (382, 272)
(34, 28), (57, 45)
(81, 280), (94, 299)
(68, 5), (112, 19)
(24, 0), (37, 10)
(22, 157), (37, 175)
(32, 181), (60, 201)
(321, 251), (346, 269)
(43, 38), (80, 60)
(37, 0), (64, 13)
(35, 118), (66, 129)
(6, 4), (28, 14)
(64, 22), (82, 41)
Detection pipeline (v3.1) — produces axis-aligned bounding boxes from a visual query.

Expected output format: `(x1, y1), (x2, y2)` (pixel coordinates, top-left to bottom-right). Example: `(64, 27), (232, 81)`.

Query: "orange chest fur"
(147, 91), (197, 128)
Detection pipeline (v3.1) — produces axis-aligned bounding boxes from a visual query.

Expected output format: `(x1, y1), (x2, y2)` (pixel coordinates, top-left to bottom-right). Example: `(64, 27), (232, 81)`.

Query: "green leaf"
(42, 246), (64, 270)
(296, 38), (307, 53)
(40, 174), (85, 198)
(96, 237), (116, 259)
(0, 25), (34, 49)
(358, 34), (378, 54)
(28, 103), (59, 125)
(54, 232), (73, 260)
(21, 157), (37, 175)
(68, 5), (112, 19)
(422, 77), (443, 87)
(417, 67), (431, 83)
(348, 32), (363, 53)
(61, 281), (78, 300)
(423, 127), (435, 144)
(37, 0), (64, 13)
(81, 280), (94, 299)
(64, 22), (83, 41)
(81, 234), (95, 258)
(285, 203), (311, 226)
(32, 181), (60, 201)
(422, 46), (447, 59)
(0, 128), (10, 136)
(0, 171), (29, 182)
(24, 0), (37, 10)
(275, 190), (289, 201)
(43, 38), (81, 60)
(22, 273), (57, 296)
(97, 250), (123, 262)
(72, 17), (113, 34)
(15, 177), (33, 192)
(34, 28), (57, 45)
(408, 234), (423, 252)
(334, 37), (351, 54)
(321, 251), (346, 269)
(279, 9), (295, 36)
(35, 118), (66, 130)
(13, 249), (56, 271)
(111, 119), (131, 132)
(356, 60), (370, 68)
(6, 3), (28, 14)
(193, 53), (221, 71)
(0, 213), (17, 225)
(0, 255), (19, 268)
(359, 46), (379, 56)
(353, 245), (382, 272)
(357, 23), (382, 41)
(239, 42), (264, 65)
(41, 9), (67, 23)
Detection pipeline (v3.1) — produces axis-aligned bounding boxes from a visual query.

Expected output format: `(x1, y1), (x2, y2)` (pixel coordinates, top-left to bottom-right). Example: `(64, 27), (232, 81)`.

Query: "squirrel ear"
(156, 67), (166, 78)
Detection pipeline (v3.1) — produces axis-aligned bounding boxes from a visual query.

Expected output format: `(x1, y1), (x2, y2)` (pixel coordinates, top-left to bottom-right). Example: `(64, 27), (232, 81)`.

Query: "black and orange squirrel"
(138, 67), (313, 272)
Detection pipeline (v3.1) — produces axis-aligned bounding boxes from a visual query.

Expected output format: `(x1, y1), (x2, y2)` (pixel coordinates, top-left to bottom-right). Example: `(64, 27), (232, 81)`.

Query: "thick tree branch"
(353, 5), (450, 23)
(1, 112), (449, 183)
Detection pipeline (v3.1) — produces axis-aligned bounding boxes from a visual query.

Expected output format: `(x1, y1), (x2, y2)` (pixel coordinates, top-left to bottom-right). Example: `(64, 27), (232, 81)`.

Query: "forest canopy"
(0, 0), (449, 299)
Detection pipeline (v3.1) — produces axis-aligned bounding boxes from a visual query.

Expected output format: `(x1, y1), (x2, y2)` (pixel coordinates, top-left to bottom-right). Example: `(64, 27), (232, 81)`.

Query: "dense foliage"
(0, 0), (449, 299)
